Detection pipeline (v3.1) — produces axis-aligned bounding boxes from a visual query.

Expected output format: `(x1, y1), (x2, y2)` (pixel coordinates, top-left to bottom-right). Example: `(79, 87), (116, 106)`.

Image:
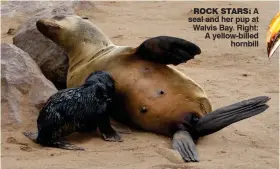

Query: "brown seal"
(35, 15), (270, 162)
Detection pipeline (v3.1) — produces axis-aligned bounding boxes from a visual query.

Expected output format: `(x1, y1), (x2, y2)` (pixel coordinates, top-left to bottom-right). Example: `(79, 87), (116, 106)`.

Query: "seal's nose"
(36, 19), (61, 42)
(36, 19), (49, 34)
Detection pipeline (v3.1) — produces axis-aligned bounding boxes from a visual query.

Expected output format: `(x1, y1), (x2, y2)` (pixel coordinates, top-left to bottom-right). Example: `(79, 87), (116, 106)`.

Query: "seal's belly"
(67, 55), (212, 136)
(111, 60), (212, 135)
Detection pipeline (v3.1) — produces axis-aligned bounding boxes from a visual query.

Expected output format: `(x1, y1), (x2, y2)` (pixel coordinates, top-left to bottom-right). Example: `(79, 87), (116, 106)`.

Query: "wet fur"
(24, 71), (120, 148)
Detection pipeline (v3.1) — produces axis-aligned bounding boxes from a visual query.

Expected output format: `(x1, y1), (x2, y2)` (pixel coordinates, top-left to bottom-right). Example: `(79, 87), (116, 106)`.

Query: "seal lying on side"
(23, 71), (122, 150)
(35, 15), (270, 161)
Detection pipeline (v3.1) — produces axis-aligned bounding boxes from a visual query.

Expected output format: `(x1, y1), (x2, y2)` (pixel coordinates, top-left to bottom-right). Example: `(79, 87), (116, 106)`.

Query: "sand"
(1, 1), (279, 169)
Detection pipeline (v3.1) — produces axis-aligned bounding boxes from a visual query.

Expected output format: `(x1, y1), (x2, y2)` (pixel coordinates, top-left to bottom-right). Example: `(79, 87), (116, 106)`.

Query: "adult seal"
(35, 15), (270, 162)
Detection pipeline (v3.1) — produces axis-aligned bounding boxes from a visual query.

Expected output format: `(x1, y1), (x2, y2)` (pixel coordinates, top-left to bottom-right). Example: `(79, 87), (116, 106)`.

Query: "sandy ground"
(1, 1), (279, 169)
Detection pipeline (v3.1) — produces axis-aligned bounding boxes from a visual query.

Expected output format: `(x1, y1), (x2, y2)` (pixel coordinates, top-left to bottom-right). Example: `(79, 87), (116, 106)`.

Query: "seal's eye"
(82, 16), (89, 20)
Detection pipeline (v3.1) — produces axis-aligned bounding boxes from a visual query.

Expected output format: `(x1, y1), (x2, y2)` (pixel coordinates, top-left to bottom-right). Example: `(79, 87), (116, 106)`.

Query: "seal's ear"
(136, 36), (201, 66)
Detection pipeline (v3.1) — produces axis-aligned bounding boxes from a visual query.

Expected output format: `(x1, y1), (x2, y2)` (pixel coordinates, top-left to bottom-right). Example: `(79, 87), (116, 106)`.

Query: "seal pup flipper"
(111, 119), (132, 134)
(101, 130), (122, 142)
(51, 141), (85, 151)
(172, 130), (199, 162)
(23, 131), (85, 150)
(98, 116), (123, 142)
(195, 96), (270, 137)
(136, 36), (201, 65)
(23, 131), (38, 143)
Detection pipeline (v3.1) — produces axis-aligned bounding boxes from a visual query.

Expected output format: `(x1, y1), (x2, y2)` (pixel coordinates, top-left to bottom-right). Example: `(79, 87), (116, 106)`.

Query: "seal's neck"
(67, 42), (115, 71)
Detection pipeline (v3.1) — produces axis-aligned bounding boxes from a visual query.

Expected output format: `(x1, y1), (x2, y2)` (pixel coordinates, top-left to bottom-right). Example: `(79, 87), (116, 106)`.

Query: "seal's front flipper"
(99, 124), (123, 142)
(101, 131), (122, 142)
(98, 115), (123, 142)
(99, 123), (123, 142)
(23, 131), (38, 143)
(111, 119), (132, 134)
(52, 141), (85, 151)
(136, 36), (201, 65)
(172, 130), (199, 162)
(196, 96), (270, 137)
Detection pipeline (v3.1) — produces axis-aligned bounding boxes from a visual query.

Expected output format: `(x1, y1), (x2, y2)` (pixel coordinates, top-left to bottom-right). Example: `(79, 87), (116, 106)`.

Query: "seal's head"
(36, 15), (112, 54)
(84, 71), (115, 89)
(84, 71), (116, 103)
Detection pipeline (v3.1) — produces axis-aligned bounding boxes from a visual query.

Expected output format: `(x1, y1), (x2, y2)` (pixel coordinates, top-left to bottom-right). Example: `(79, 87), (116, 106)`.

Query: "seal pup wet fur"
(23, 71), (122, 150)
(35, 15), (270, 161)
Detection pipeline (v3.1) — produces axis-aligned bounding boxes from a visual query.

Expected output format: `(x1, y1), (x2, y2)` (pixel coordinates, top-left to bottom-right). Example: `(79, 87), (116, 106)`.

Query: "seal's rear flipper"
(23, 131), (84, 151)
(52, 141), (85, 151)
(172, 130), (199, 162)
(136, 36), (201, 66)
(22, 131), (38, 143)
(195, 96), (270, 137)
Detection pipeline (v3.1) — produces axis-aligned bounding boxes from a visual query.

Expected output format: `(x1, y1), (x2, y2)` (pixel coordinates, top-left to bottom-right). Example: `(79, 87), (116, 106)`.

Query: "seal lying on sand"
(35, 15), (270, 161)
(23, 71), (122, 150)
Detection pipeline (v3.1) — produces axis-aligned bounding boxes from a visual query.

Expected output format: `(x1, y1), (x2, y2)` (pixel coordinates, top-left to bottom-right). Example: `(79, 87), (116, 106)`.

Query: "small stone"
(7, 28), (17, 35)
(221, 150), (226, 153)
(242, 73), (248, 77)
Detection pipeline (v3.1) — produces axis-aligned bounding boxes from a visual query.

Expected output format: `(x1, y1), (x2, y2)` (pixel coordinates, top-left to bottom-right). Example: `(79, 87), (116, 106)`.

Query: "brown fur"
(37, 15), (212, 137)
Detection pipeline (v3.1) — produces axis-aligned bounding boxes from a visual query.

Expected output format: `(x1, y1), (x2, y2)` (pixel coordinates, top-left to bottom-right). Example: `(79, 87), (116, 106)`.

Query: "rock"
(1, 43), (57, 129)
(13, 3), (75, 89)
(73, 1), (95, 10)
(7, 28), (17, 35)
(1, 1), (74, 16)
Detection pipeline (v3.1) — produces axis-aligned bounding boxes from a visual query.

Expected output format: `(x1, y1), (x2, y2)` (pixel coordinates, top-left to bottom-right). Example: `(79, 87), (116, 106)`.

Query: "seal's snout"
(36, 19), (61, 42)
(36, 19), (49, 34)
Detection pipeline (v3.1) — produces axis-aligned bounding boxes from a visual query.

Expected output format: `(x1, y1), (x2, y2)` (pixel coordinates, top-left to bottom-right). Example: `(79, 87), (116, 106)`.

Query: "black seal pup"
(23, 71), (122, 150)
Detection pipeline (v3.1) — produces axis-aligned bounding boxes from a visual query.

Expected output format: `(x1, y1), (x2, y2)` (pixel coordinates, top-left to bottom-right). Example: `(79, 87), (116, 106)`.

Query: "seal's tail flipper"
(195, 96), (270, 137)
(22, 131), (38, 143)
